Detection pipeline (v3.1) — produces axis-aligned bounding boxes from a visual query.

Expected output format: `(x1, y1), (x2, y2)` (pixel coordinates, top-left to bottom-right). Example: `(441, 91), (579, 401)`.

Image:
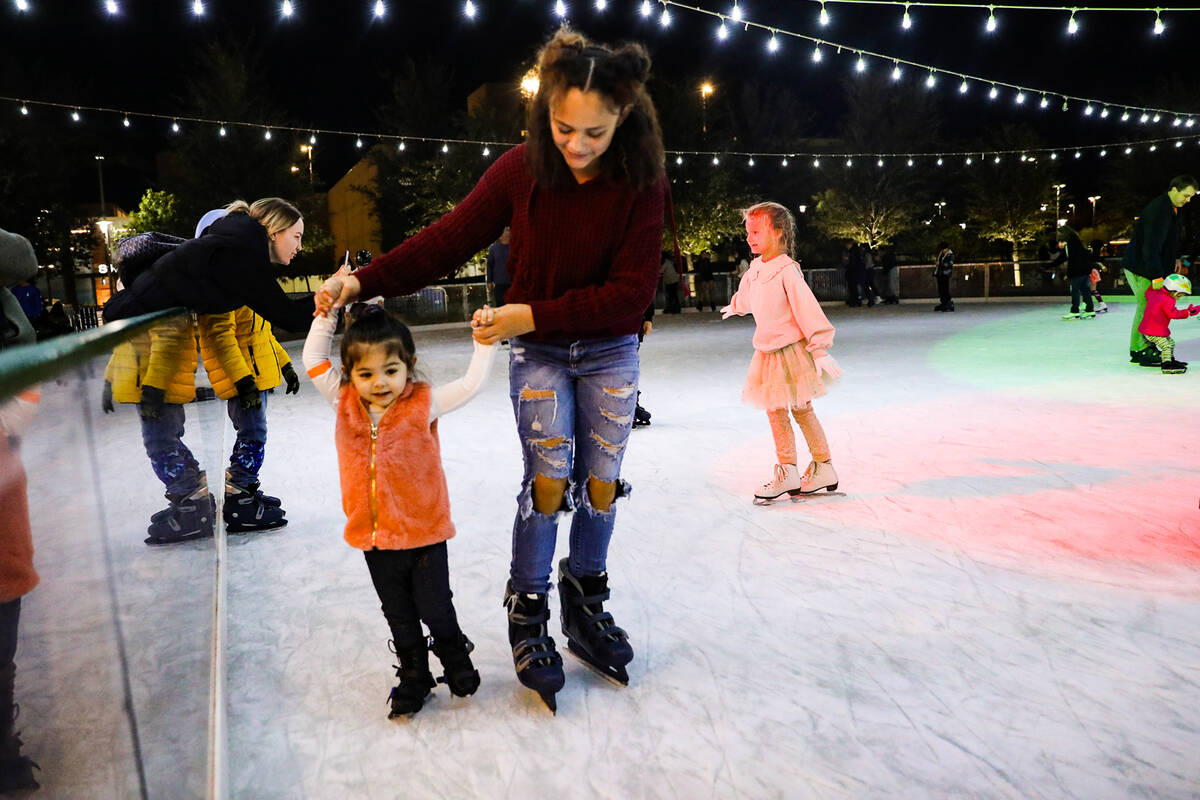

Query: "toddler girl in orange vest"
(303, 301), (496, 717)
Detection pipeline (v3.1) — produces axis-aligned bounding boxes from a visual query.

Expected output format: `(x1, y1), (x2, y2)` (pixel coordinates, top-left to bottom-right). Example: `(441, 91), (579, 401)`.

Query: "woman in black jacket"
(103, 197), (314, 334)
(1052, 225), (1095, 319)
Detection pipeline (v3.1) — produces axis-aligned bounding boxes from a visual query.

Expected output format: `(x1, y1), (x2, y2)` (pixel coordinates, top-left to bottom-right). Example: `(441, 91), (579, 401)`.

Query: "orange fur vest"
(334, 381), (455, 551)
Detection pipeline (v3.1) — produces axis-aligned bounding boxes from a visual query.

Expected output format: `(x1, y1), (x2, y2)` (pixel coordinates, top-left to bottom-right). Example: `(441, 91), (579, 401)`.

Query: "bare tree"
(966, 125), (1054, 266)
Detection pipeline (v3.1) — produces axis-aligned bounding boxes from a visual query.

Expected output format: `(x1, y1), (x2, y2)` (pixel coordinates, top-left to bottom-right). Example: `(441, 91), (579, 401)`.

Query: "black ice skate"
(1160, 360), (1188, 375)
(224, 477), (287, 533)
(503, 582), (564, 713)
(0, 664), (39, 793)
(557, 559), (633, 686)
(430, 633), (481, 698)
(145, 484), (216, 546)
(387, 638), (437, 718)
(633, 404), (652, 428)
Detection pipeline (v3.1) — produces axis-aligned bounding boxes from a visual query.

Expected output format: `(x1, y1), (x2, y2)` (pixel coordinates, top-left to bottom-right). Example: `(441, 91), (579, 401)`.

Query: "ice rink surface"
(23, 298), (1200, 798)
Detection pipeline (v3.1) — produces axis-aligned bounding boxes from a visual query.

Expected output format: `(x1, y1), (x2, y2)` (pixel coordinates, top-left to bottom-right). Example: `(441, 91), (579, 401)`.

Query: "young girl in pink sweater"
(1139, 273), (1199, 374)
(303, 302), (496, 717)
(722, 202), (843, 502)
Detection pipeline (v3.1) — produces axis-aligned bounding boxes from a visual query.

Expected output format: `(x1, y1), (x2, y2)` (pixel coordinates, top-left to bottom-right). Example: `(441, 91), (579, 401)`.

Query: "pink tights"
(766, 403), (830, 466)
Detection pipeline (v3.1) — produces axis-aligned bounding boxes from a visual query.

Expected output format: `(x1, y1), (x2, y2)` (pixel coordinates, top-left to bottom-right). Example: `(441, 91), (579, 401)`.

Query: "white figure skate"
(798, 460), (839, 494)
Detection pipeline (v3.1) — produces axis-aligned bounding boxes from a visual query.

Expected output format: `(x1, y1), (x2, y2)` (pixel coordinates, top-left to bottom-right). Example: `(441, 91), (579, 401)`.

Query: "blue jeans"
(226, 391), (268, 487)
(1069, 274), (1094, 314)
(507, 335), (640, 593)
(139, 403), (202, 497)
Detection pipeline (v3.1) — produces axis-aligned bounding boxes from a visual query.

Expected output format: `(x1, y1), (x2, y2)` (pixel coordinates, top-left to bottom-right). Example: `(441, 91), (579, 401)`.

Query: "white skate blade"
(565, 641), (630, 687)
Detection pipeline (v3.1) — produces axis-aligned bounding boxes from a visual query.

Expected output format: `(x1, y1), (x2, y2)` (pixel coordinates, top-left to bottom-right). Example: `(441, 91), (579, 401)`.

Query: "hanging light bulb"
(1139, 112), (1149, 123)
(1153, 113), (1162, 123)
(659, 6), (670, 26)
(105, 0), (118, 13)
(748, 157), (755, 166)
(218, 125), (226, 136)
(965, 156), (973, 165)
(398, 140), (406, 151)
(554, 0), (566, 18)
(640, 0), (651, 17)
(712, 156), (719, 165)
(1016, 92), (1026, 105)
(818, 2), (828, 26)
(907, 158), (914, 167)
(281, 0), (292, 17)
(442, 143), (449, 153)
(1173, 117), (1182, 126)
(876, 158), (884, 167)
(71, 109), (81, 122)
(891, 62), (902, 81)
(483, 145), (491, 156)
(122, 116), (130, 127)
(1039, 95), (1049, 109)
(1067, 10), (1077, 35)
(192, 0), (205, 15)
(925, 71), (936, 88)
(310, 133), (317, 144)
(901, 4), (911, 30)
(1074, 151), (1082, 158)
(15, 0), (29, 10)
(781, 157), (790, 167)
(985, 6), (996, 32)
(1020, 154), (1027, 161)
(263, 129), (272, 140)
(1149, 144), (1157, 152)
(1099, 149), (1107, 157)
(1176, 141), (1184, 148)
(855, 54), (866, 73)
(464, 1), (476, 18)
(356, 138), (363, 148)
(845, 158), (853, 167)
(768, 33), (781, 53)
(373, 0), (385, 18)
(1100, 107), (1109, 118)
(730, 2), (742, 22)
(595, 0), (606, 9)
(1188, 119), (1196, 128)
(989, 85), (1000, 100)
(809, 42), (819, 61)
(959, 79), (969, 95)
(675, 155), (683, 165)
(993, 156), (1001, 164)
(1121, 110), (1130, 121)
(1153, 10), (1164, 35)
(936, 157), (943, 166)
(18, 103), (28, 115)
(1124, 146), (1132, 154)
(1084, 104), (1094, 116)
(1050, 152), (1058, 160)
(716, 20), (728, 40)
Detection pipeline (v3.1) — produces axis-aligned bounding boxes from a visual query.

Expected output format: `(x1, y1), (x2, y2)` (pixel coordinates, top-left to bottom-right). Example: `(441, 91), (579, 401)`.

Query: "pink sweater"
(724, 254), (834, 358)
(1139, 287), (1199, 337)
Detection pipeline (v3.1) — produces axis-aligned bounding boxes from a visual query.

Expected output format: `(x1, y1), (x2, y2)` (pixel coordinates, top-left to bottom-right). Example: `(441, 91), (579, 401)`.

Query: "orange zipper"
(369, 421), (379, 547)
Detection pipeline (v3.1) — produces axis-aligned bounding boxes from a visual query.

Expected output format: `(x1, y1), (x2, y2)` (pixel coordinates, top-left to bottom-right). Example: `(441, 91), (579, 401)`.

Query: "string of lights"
(6, 94), (1198, 166)
(656, 0), (1198, 120)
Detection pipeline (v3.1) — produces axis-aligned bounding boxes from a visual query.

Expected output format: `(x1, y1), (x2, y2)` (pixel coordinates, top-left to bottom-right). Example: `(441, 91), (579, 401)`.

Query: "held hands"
(314, 273), (362, 316)
(234, 375), (263, 410)
(138, 385), (165, 420)
(281, 363), (301, 395)
(471, 303), (534, 345)
(814, 354), (843, 380)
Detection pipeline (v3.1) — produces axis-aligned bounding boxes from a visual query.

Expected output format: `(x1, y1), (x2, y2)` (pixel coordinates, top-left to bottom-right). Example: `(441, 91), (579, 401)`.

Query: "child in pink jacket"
(1139, 273), (1199, 374)
(721, 202), (843, 501)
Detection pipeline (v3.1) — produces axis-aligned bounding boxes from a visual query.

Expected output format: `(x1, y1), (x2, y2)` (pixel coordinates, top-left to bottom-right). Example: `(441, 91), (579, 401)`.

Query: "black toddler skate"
(0, 665), (39, 793)
(430, 633), (481, 697)
(1160, 360), (1188, 375)
(387, 638), (437, 718)
(224, 478), (287, 533)
(557, 558), (633, 686)
(145, 485), (216, 546)
(633, 404), (652, 428)
(503, 582), (565, 713)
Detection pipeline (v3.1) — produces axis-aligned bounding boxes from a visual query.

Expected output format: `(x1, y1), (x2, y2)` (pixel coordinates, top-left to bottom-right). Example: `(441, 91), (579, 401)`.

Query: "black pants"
(664, 283), (682, 313)
(937, 273), (953, 307)
(0, 599), (18, 673)
(364, 542), (462, 649)
(492, 283), (510, 307)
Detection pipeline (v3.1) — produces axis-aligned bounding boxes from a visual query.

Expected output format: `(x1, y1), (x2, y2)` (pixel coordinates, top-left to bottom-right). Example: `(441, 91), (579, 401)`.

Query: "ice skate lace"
(762, 463), (787, 490)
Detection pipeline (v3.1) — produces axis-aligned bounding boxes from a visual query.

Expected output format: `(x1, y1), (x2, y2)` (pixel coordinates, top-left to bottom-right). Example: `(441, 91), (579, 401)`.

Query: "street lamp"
(298, 144), (313, 186)
(520, 68), (540, 102)
(1087, 195), (1101, 225)
(94, 155), (107, 218)
(700, 82), (714, 142)
(934, 200), (946, 217)
(1052, 183), (1066, 222)
(1067, 202), (1076, 219)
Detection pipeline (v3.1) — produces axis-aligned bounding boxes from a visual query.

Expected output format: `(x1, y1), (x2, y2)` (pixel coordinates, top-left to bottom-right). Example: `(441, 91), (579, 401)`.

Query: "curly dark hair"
(524, 27), (665, 191)
(340, 303), (419, 384)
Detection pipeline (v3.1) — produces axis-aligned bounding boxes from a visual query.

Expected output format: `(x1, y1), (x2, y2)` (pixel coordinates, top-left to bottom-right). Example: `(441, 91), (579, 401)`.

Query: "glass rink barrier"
(0, 310), (225, 798)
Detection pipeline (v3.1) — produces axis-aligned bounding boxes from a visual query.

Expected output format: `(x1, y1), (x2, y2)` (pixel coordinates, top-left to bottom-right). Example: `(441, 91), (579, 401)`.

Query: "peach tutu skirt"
(741, 342), (827, 410)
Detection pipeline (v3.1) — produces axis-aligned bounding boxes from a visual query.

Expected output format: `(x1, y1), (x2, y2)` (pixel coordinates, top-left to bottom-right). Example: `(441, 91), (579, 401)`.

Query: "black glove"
(139, 385), (165, 420)
(234, 375), (262, 410)
(282, 363), (300, 395)
(101, 380), (115, 414)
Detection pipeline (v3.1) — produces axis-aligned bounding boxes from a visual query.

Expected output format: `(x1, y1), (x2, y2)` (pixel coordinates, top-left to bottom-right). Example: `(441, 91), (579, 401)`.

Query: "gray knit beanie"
(0, 227), (38, 288)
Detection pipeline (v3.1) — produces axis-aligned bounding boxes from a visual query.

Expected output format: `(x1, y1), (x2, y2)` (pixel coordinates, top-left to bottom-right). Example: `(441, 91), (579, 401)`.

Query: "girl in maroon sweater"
(315, 28), (666, 711)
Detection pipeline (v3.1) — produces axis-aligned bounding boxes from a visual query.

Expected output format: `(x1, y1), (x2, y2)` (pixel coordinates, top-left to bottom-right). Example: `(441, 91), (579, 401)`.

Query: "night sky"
(1, 0), (1195, 209)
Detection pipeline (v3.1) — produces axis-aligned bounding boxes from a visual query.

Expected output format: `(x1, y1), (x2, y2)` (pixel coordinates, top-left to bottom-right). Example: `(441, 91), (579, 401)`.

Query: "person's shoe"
(1095, 302), (1108, 313)
(754, 463), (803, 501)
(1132, 348), (1163, 367)
(798, 460), (839, 494)
(224, 478), (288, 533)
(1062, 312), (1081, 321)
(1161, 360), (1188, 374)
(145, 484), (216, 546)
(933, 304), (945, 311)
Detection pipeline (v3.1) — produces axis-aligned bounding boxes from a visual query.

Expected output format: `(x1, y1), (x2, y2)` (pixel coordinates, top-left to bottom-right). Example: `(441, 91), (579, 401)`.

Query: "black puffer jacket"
(1051, 230), (1095, 279)
(103, 212), (313, 333)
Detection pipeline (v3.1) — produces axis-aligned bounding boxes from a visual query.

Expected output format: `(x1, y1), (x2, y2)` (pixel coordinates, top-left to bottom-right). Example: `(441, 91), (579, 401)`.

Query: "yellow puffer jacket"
(103, 315), (197, 404)
(198, 307), (292, 399)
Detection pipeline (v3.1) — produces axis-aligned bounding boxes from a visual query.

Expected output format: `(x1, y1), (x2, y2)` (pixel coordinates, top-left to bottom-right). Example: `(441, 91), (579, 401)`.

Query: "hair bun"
(610, 44), (651, 83)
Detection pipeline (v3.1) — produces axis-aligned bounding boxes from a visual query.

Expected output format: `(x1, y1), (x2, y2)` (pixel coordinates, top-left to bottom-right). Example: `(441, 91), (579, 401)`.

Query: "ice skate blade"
(225, 518), (288, 534)
(754, 491), (846, 505)
(565, 641), (630, 686)
(143, 530), (214, 546)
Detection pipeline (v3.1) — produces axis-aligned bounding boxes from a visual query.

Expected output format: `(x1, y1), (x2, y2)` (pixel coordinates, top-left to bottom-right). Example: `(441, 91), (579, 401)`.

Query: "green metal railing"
(0, 308), (188, 402)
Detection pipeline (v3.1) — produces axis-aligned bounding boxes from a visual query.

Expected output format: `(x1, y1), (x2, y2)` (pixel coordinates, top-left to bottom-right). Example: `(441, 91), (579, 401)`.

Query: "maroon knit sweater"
(354, 144), (666, 341)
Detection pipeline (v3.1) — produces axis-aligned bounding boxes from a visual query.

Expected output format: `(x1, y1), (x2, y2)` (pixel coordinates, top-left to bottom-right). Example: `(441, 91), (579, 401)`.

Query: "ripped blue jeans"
(508, 335), (639, 594)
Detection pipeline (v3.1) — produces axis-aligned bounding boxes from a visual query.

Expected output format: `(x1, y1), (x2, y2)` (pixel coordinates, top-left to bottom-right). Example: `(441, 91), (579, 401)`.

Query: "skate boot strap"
(513, 637), (563, 671)
(581, 611), (628, 640)
(506, 610), (550, 627)
(567, 588), (612, 606)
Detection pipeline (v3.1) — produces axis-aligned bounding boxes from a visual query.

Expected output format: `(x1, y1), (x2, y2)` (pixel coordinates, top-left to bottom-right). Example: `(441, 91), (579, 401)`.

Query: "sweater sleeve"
(354, 150), (518, 300)
(1141, 199), (1173, 278)
(302, 310), (343, 408)
(527, 180), (665, 337)
(429, 340), (497, 421)
(782, 265), (834, 359)
(241, 271), (315, 334)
